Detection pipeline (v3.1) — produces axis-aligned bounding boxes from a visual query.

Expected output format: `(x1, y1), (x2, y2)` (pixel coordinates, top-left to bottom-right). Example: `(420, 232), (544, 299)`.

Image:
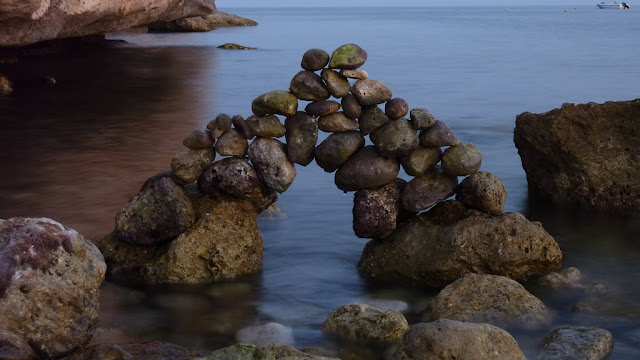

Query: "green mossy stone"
(251, 90), (298, 117)
(328, 44), (368, 70)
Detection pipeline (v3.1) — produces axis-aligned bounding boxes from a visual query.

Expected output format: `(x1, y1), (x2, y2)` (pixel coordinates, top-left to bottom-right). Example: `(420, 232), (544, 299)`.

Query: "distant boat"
(597, 1), (630, 8)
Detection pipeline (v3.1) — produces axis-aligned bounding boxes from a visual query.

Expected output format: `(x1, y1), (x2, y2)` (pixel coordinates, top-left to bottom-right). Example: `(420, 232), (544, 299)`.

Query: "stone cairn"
(171, 43), (504, 240)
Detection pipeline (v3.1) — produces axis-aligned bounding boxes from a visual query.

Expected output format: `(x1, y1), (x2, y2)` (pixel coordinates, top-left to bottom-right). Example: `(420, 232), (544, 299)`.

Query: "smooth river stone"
(419, 120), (459, 147)
(182, 129), (213, 149)
(321, 69), (350, 98)
(410, 108), (437, 130)
(248, 137), (296, 193)
(456, 171), (506, 215)
(301, 48), (330, 71)
(341, 94), (362, 119)
(335, 145), (400, 192)
(400, 146), (442, 176)
(353, 178), (407, 239)
(385, 98), (409, 119)
(359, 105), (390, 135)
(328, 43), (368, 70)
(285, 111), (318, 166)
(289, 70), (330, 101)
(340, 69), (369, 79)
(318, 112), (359, 133)
(402, 168), (458, 212)
(370, 118), (420, 158)
(251, 90), (298, 117)
(247, 114), (286, 138)
(351, 79), (392, 106)
(314, 131), (365, 173)
(197, 157), (277, 212)
(232, 115), (255, 140)
(215, 128), (248, 157)
(207, 113), (233, 139)
(441, 142), (482, 176)
(170, 148), (216, 184)
(305, 100), (341, 117)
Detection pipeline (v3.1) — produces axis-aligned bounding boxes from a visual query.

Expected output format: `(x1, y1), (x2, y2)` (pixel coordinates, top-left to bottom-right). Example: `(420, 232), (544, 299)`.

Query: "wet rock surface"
(538, 327), (613, 360)
(248, 137), (297, 193)
(456, 170), (507, 215)
(314, 131), (365, 173)
(353, 179), (406, 239)
(335, 146), (400, 192)
(322, 303), (409, 346)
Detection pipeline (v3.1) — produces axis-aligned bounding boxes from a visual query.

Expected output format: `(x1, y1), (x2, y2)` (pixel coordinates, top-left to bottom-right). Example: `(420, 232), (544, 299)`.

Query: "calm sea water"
(1, 5), (640, 358)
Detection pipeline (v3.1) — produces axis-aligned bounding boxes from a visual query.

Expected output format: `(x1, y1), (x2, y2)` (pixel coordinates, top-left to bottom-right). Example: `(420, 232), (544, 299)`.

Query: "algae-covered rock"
(115, 172), (196, 246)
(314, 131), (365, 173)
(328, 44), (368, 70)
(322, 303), (409, 346)
(335, 146), (399, 192)
(252, 90), (298, 117)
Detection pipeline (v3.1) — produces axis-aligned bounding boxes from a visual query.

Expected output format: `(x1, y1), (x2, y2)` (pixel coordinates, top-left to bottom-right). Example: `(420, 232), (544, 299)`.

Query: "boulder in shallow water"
(217, 43), (256, 50)
(248, 137), (296, 193)
(538, 327), (613, 360)
(99, 192), (263, 284)
(456, 170), (506, 215)
(358, 200), (562, 288)
(0, 217), (106, 359)
(353, 179), (406, 239)
(514, 99), (640, 213)
(335, 146), (400, 192)
(115, 172), (196, 246)
(392, 319), (526, 360)
(420, 273), (551, 329)
(322, 303), (409, 346)
(252, 90), (298, 117)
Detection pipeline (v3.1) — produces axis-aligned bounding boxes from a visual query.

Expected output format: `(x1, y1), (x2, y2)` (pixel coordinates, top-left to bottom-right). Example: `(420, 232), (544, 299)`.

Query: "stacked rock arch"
(99, 44), (561, 287)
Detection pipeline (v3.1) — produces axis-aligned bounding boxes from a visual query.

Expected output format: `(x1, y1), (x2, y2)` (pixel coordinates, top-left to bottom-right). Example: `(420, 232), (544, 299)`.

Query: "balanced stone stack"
(99, 44), (560, 288)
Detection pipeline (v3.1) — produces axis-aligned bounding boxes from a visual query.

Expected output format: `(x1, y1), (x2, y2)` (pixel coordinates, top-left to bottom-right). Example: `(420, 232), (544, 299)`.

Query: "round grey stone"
(359, 105), (390, 135)
(370, 119), (420, 158)
(401, 168), (458, 212)
(289, 70), (330, 101)
(441, 142), (482, 176)
(400, 146), (442, 176)
(301, 48), (330, 71)
(456, 171), (506, 215)
(351, 79), (392, 106)
(335, 146), (400, 192)
(419, 120), (459, 147)
(314, 131), (365, 173)
(248, 137), (296, 193)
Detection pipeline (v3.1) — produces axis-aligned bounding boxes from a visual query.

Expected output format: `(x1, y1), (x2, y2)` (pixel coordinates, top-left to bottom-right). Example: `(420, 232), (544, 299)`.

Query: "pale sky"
(218, 0), (587, 7)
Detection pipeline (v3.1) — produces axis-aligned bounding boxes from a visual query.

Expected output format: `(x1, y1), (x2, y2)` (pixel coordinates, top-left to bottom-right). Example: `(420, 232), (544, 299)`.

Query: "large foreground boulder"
(0, 217), (106, 359)
(322, 303), (409, 346)
(0, 0), (215, 46)
(358, 200), (562, 288)
(514, 99), (640, 213)
(97, 191), (262, 284)
(199, 343), (339, 360)
(392, 319), (526, 360)
(148, 11), (257, 32)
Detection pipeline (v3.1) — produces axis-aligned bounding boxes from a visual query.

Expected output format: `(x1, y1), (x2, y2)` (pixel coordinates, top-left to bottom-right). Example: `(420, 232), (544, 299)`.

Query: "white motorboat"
(597, 1), (630, 8)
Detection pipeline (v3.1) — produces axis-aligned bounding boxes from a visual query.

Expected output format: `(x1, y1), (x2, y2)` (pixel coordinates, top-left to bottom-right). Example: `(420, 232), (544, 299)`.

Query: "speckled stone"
(401, 168), (458, 212)
(328, 44), (368, 70)
(251, 90), (298, 117)
(183, 129), (214, 149)
(419, 120), (459, 147)
(246, 114), (286, 138)
(385, 98), (409, 119)
(321, 69), (350, 98)
(409, 108), (437, 130)
(215, 128), (248, 157)
(359, 105), (390, 135)
(441, 142), (483, 176)
(318, 112), (359, 133)
(400, 146), (442, 176)
(207, 113), (233, 139)
(301, 48), (330, 71)
(456, 171), (506, 215)
(351, 79), (392, 106)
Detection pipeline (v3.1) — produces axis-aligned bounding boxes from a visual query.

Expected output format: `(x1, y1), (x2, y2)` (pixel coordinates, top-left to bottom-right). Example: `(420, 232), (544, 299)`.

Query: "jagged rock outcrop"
(148, 11), (257, 33)
(0, 0), (215, 46)
(514, 99), (640, 213)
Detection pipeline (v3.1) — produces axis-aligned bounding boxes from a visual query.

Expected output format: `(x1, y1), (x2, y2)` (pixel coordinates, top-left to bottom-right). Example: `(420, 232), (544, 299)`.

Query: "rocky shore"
(0, 44), (617, 360)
